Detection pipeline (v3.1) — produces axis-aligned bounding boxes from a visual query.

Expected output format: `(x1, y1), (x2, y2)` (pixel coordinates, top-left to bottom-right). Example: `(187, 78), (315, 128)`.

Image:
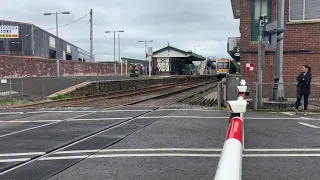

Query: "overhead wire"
(92, 11), (114, 30)
(44, 13), (90, 30)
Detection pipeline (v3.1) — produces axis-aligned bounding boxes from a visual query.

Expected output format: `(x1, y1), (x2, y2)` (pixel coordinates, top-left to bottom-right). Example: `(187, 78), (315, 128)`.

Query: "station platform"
(2, 75), (215, 100)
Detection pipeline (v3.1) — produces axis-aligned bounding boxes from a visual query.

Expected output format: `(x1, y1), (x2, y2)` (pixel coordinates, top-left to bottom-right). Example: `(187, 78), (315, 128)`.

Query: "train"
(215, 59), (239, 80)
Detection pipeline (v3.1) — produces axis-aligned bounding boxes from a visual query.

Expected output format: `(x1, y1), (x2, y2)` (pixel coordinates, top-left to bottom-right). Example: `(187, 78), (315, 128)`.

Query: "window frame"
(289, 0), (320, 22)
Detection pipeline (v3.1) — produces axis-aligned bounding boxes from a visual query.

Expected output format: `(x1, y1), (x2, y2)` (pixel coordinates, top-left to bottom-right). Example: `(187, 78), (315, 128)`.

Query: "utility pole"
(90, 9), (93, 62)
(258, 16), (265, 108)
(114, 31), (116, 76)
(118, 33), (121, 76)
(273, 0), (285, 101)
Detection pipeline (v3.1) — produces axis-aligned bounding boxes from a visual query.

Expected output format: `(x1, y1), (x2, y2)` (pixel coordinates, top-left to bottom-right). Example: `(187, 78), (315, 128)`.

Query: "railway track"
(9, 79), (217, 109)
(0, 80), (218, 178)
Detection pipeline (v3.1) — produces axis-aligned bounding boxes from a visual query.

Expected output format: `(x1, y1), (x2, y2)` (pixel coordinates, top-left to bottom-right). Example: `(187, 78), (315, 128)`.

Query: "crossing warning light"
(264, 20), (285, 51)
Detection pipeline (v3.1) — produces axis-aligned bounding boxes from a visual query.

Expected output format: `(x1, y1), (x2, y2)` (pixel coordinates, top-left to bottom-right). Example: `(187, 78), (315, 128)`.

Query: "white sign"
(49, 36), (55, 48)
(0, 25), (19, 38)
(67, 44), (71, 54)
(0, 79), (7, 84)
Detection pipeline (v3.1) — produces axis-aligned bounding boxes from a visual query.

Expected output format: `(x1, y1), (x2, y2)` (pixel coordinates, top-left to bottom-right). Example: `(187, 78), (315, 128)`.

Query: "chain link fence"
(0, 77), (45, 104)
(252, 82), (320, 111)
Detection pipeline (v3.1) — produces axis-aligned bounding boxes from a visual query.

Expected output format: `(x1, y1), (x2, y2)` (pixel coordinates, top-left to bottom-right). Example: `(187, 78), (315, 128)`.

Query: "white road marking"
(298, 122), (320, 128)
(139, 116), (228, 119)
(0, 112), (95, 138)
(0, 120), (61, 123)
(157, 109), (220, 112)
(244, 148), (320, 152)
(54, 149), (101, 154)
(27, 111), (97, 114)
(0, 121), (59, 138)
(243, 154), (320, 157)
(0, 112), (24, 115)
(100, 148), (223, 152)
(0, 158), (30, 163)
(282, 112), (295, 116)
(100, 110), (150, 112)
(67, 117), (132, 121)
(0, 152), (45, 157)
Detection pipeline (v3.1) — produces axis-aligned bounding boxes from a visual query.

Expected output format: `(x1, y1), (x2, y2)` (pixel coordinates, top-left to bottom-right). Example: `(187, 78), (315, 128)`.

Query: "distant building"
(0, 20), (93, 62)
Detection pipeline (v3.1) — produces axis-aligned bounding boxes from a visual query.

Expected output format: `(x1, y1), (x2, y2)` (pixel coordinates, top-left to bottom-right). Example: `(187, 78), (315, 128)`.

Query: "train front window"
(217, 62), (228, 69)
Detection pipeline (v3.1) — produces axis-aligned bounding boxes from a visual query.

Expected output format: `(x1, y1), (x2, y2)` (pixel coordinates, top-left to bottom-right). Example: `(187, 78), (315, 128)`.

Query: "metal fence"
(0, 77), (45, 101)
(252, 82), (320, 111)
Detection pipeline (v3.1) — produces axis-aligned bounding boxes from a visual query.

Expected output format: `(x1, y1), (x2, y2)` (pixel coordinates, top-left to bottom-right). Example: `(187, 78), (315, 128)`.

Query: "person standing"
(295, 65), (312, 115)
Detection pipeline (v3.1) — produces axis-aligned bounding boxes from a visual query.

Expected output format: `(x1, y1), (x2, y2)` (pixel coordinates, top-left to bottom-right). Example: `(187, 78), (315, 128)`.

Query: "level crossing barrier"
(214, 79), (247, 180)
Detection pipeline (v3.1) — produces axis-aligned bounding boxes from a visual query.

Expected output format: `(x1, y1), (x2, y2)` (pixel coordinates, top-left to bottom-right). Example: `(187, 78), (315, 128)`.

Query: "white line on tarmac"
(0, 158), (30, 163)
(0, 121), (59, 138)
(54, 148), (224, 155)
(0, 112), (95, 138)
(157, 109), (220, 112)
(298, 122), (320, 128)
(138, 116), (228, 119)
(243, 154), (320, 157)
(0, 112), (24, 115)
(282, 112), (295, 116)
(67, 117), (132, 121)
(244, 148), (320, 152)
(0, 120), (62, 123)
(0, 152), (45, 157)
(100, 110), (150, 112)
(27, 111), (97, 114)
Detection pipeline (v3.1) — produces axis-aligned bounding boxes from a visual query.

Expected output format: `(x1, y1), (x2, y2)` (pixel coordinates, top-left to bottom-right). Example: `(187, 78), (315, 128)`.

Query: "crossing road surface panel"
(0, 107), (319, 179)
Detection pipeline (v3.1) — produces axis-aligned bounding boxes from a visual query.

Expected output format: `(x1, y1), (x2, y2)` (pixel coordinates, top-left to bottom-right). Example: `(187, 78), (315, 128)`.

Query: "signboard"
(0, 79), (7, 84)
(49, 36), (55, 48)
(245, 63), (254, 71)
(67, 44), (71, 54)
(0, 25), (19, 38)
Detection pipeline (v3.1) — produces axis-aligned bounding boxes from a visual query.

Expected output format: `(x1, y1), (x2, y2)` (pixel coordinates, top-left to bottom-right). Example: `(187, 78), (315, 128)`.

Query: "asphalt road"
(0, 106), (319, 179)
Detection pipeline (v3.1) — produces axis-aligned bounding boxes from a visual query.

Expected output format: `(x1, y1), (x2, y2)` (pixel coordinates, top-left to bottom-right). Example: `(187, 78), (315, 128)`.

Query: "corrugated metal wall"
(0, 20), (92, 61)
(0, 21), (32, 56)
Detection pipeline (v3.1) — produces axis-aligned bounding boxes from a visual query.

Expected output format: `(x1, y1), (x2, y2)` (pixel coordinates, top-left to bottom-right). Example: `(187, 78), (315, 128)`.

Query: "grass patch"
(50, 94), (70, 100)
(0, 98), (31, 106)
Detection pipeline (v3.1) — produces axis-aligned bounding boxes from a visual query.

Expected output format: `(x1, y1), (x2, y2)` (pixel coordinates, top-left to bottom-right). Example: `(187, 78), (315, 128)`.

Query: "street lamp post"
(139, 40), (153, 77)
(43, 11), (70, 37)
(105, 30), (124, 76)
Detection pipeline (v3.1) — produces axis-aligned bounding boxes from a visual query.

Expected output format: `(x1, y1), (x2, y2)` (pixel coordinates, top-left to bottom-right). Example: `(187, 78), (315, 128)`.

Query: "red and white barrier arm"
(214, 116), (243, 180)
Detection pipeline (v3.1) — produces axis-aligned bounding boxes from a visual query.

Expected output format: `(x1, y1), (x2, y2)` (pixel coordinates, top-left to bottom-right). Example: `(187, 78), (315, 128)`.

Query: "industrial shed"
(0, 20), (93, 62)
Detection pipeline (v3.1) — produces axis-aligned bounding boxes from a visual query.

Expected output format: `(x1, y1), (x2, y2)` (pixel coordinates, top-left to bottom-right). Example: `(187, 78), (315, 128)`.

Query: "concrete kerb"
(52, 76), (216, 98)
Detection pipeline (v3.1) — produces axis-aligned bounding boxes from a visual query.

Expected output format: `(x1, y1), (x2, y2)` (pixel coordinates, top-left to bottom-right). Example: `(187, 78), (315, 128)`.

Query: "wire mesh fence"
(252, 82), (320, 111)
(0, 77), (45, 103)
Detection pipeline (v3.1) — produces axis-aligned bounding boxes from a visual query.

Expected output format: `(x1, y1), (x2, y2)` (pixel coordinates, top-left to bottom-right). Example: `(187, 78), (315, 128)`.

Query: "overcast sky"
(2, 0), (239, 62)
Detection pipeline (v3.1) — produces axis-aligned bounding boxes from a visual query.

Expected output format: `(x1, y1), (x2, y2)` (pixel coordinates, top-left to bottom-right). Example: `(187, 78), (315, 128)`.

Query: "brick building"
(231, 0), (320, 89)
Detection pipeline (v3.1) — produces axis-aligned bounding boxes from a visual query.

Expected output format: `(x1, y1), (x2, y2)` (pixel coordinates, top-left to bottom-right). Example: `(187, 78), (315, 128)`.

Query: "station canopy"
(152, 45), (206, 62)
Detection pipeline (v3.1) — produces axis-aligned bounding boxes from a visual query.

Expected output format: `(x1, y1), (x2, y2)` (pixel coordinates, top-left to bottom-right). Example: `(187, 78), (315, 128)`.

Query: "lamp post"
(139, 40), (153, 77)
(43, 11), (70, 37)
(105, 30), (124, 76)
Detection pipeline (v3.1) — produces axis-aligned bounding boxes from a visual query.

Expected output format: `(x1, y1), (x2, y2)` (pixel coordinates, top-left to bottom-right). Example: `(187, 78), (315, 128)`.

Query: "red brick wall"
(0, 55), (130, 77)
(240, 0), (320, 90)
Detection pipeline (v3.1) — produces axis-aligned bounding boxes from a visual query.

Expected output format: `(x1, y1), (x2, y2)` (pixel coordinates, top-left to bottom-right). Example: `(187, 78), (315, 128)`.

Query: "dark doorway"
(66, 54), (72, 60)
(49, 49), (56, 59)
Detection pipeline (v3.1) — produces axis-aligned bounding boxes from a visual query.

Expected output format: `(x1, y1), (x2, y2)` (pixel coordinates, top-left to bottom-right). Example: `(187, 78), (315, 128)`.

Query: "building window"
(9, 41), (22, 51)
(0, 41), (4, 51)
(251, 0), (272, 41)
(290, 0), (320, 21)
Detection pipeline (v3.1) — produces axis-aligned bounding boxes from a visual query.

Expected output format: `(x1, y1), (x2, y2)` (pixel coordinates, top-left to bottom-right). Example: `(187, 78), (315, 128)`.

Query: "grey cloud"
(1, 0), (239, 61)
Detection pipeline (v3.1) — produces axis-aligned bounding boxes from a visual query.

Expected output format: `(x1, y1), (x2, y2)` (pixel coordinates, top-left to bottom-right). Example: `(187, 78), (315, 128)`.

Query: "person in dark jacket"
(295, 65), (312, 115)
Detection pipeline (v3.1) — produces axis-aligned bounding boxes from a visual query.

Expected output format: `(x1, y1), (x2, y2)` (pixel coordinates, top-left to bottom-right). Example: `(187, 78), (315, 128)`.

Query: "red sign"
(245, 63), (254, 71)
